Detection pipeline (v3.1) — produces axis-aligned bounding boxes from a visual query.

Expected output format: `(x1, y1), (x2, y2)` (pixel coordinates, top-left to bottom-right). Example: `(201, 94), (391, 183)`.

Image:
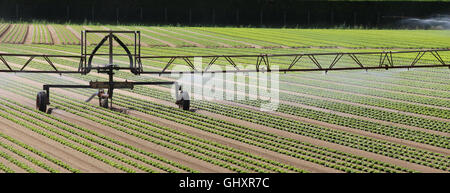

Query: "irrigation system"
(0, 30), (448, 113)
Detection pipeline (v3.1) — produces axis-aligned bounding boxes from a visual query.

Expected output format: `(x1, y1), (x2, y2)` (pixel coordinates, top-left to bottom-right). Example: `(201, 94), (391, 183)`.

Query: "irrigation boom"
(0, 30), (448, 113)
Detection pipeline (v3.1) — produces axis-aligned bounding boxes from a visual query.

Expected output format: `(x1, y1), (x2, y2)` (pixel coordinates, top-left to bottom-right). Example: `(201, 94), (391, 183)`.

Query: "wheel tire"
(182, 100), (190, 110)
(36, 91), (47, 113)
(100, 98), (109, 108)
(176, 99), (182, 109)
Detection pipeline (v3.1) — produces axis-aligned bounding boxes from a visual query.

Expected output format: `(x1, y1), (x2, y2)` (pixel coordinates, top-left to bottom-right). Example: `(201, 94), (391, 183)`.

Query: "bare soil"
(47, 25), (60, 45)
(0, 24), (13, 42)
(0, 24), (11, 40)
(65, 25), (85, 45)
(24, 25), (33, 44)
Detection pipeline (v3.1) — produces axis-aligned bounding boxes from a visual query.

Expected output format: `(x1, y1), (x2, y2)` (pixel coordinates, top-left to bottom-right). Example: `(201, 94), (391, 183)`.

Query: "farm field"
(0, 23), (449, 48)
(0, 23), (448, 173)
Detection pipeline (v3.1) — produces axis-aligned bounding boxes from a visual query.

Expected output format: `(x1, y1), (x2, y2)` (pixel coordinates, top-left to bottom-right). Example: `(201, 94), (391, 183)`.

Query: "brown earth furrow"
(38, 25), (44, 44)
(65, 26), (84, 45)
(24, 25), (33, 44)
(0, 24), (12, 41)
(0, 24), (13, 42)
(47, 25), (60, 45)
(42, 25), (50, 44)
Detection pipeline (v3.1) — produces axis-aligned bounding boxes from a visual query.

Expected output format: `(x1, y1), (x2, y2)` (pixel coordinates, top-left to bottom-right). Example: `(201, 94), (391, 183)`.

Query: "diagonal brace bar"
(162, 57), (176, 72)
(430, 51), (446, 65)
(0, 55), (13, 71)
(308, 55), (322, 69)
(329, 54), (343, 69)
(20, 56), (36, 71)
(288, 55), (302, 70)
(205, 56), (218, 72)
(349, 54), (364, 68)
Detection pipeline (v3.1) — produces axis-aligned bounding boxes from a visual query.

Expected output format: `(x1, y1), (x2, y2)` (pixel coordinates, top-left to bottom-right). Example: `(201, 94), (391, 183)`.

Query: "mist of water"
(399, 15), (450, 29)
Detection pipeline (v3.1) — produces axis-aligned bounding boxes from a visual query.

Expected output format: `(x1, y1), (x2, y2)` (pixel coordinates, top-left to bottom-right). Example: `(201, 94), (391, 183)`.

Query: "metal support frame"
(42, 81), (175, 107)
(138, 49), (449, 74)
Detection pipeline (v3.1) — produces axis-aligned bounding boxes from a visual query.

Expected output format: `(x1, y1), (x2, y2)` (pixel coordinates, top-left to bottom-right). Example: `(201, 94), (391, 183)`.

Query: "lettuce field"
(0, 23), (448, 173)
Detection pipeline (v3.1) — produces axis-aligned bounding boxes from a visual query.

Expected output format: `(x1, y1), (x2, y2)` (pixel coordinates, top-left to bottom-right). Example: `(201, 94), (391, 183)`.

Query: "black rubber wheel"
(182, 100), (190, 110)
(36, 91), (47, 113)
(100, 98), (109, 108)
